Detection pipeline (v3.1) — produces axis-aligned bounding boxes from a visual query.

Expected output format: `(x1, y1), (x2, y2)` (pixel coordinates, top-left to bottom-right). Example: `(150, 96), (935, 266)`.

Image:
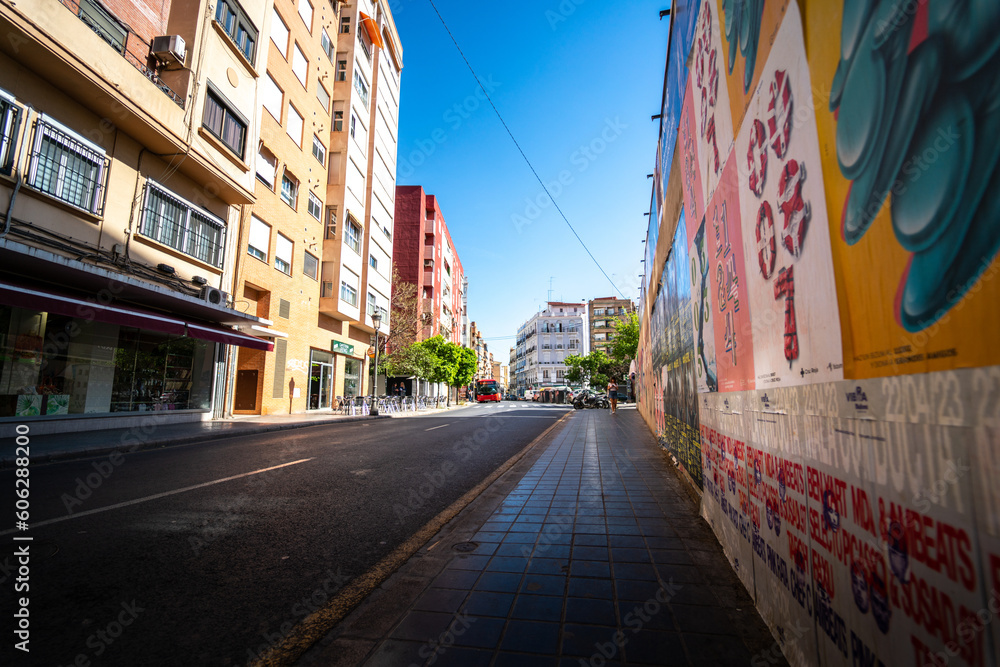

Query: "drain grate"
(452, 541), (479, 553)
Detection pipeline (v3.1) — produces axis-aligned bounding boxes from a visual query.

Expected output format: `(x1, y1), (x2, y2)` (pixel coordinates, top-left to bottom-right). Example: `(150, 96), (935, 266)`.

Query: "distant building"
(588, 297), (635, 356)
(393, 186), (464, 343)
(470, 322), (493, 381)
(493, 362), (509, 391)
(514, 302), (585, 391)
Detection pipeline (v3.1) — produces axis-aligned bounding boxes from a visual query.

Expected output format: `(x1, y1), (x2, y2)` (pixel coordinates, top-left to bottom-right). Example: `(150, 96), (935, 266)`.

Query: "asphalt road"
(0, 401), (570, 667)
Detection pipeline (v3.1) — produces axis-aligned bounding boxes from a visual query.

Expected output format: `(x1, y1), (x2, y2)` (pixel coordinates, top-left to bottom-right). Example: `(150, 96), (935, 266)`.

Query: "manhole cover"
(452, 541), (479, 553)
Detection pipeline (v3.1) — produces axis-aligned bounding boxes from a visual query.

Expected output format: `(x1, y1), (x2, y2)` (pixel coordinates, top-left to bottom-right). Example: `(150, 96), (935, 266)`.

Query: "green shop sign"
(331, 341), (355, 355)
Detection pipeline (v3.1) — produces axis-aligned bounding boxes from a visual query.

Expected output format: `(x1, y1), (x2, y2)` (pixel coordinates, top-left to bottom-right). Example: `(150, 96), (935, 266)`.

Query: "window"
(325, 206), (337, 238)
(298, 0), (313, 31)
(353, 68), (369, 108)
(307, 191), (322, 220)
(262, 73), (283, 121)
(270, 8), (289, 57)
(333, 110), (344, 132)
(312, 134), (326, 164)
(344, 218), (361, 253)
(382, 224), (391, 240)
(286, 102), (303, 146)
(340, 280), (358, 306)
(336, 59), (348, 81)
(248, 215), (270, 261)
(0, 93), (22, 176)
(280, 171), (298, 208)
(140, 180), (226, 267)
(321, 28), (334, 61)
(367, 291), (376, 315)
(275, 233), (292, 274)
(340, 15), (350, 33)
(256, 144), (277, 188)
(369, 254), (377, 271)
(349, 114), (356, 138)
(358, 27), (371, 62)
(216, 0), (257, 61)
(303, 251), (318, 280)
(203, 87), (247, 158)
(78, 0), (127, 54)
(26, 115), (109, 214)
(292, 44), (308, 87)
(317, 81), (330, 112)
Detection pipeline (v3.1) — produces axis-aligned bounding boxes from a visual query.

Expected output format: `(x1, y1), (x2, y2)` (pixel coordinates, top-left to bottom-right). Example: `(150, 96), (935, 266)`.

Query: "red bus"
(475, 379), (502, 402)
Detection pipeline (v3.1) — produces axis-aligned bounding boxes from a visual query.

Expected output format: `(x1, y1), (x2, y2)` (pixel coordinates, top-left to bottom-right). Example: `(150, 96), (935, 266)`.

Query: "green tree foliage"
(380, 342), (435, 379)
(564, 350), (610, 387)
(610, 312), (639, 363)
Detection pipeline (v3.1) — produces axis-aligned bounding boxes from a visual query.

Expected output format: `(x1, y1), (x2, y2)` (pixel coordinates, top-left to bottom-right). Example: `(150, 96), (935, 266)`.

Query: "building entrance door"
(309, 361), (334, 410)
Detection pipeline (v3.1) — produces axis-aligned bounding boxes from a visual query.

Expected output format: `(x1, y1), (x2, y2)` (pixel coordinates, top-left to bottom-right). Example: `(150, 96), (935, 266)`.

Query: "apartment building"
(469, 321), (492, 381)
(393, 186), (464, 342)
(588, 296), (635, 356)
(514, 302), (586, 391)
(229, 0), (354, 415)
(0, 0), (274, 434)
(492, 361), (508, 392)
(316, 0), (402, 397)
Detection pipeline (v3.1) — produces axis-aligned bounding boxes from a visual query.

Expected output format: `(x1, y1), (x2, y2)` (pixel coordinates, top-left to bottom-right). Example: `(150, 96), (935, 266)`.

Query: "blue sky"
(391, 0), (669, 356)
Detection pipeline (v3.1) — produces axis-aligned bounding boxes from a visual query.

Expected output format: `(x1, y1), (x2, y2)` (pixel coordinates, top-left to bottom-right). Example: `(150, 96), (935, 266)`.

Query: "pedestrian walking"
(607, 378), (619, 414)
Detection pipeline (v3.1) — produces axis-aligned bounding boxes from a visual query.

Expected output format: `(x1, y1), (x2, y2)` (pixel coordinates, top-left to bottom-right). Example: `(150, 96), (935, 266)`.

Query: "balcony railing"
(62, 0), (185, 108)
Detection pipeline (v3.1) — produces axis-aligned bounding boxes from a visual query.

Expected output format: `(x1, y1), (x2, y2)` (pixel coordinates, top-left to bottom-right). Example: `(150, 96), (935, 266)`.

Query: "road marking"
(1, 458), (315, 535)
(425, 424), (449, 431)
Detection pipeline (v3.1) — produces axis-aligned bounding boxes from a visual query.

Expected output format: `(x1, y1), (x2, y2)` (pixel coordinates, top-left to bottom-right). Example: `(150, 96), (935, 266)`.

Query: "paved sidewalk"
(1, 400), (464, 467)
(299, 407), (785, 666)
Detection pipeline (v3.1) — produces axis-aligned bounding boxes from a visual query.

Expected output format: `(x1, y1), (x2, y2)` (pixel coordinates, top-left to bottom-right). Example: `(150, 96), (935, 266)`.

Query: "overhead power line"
(425, 0), (625, 299)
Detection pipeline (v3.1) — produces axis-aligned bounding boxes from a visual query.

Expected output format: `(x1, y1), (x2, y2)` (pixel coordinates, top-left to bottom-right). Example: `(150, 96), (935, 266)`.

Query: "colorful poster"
(715, 0), (791, 134)
(690, 0), (736, 206)
(679, 79), (707, 226)
(806, 1), (1000, 377)
(690, 213), (719, 394)
(707, 152), (755, 392)
(733, 0), (844, 389)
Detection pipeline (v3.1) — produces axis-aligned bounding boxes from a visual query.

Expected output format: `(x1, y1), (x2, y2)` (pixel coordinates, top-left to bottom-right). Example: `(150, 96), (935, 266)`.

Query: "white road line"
(425, 424), (449, 431)
(1, 458), (315, 535)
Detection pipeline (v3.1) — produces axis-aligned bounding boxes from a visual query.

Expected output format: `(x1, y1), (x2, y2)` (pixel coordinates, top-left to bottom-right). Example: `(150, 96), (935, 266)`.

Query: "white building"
(514, 301), (586, 391)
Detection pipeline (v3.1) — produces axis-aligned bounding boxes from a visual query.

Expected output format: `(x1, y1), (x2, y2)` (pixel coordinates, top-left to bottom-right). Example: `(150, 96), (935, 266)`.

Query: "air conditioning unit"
(200, 286), (228, 306)
(151, 35), (186, 65)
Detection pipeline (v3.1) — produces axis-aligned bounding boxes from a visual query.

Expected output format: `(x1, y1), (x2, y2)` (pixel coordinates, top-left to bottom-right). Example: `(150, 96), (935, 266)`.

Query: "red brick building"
(393, 186), (464, 343)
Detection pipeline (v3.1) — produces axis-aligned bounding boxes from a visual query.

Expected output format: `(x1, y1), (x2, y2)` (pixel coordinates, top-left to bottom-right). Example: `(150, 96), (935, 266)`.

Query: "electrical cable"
(425, 0), (625, 299)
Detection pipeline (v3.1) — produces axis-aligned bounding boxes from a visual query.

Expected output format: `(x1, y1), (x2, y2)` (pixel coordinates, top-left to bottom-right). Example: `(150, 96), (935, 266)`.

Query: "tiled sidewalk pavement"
(299, 407), (786, 666)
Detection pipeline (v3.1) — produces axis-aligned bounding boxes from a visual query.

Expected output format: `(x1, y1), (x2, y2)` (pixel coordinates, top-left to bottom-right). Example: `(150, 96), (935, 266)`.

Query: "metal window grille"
(140, 182), (225, 267)
(279, 298), (291, 318)
(0, 98), (21, 176)
(27, 119), (109, 215)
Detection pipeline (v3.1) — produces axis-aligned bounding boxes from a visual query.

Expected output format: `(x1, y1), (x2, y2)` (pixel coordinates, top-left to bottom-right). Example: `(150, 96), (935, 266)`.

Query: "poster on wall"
(690, 213), (719, 394)
(733, 0), (844, 389)
(659, 0), (702, 214)
(714, 0), (792, 134)
(706, 152), (755, 392)
(689, 0), (736, 207)
(806, 1), (1000, 378)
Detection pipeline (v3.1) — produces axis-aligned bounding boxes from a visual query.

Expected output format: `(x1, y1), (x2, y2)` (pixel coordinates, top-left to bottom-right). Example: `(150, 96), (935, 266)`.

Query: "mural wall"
(638, 1), (1000, 665)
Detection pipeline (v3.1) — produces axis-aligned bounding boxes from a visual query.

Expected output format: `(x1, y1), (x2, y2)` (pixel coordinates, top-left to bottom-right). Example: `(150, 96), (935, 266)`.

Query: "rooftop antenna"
(547, 277), (554, 304)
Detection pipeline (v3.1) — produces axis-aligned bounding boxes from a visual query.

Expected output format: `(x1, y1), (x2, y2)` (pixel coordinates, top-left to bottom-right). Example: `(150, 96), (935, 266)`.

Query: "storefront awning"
(0, 279), (273, 351)
(186, 321), (274, 352)
(359, 12), (384, 49)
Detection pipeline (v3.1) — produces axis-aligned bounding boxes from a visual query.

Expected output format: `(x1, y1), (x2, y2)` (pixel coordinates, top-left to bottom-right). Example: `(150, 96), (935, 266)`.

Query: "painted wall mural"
(638, 1), (1000, 666)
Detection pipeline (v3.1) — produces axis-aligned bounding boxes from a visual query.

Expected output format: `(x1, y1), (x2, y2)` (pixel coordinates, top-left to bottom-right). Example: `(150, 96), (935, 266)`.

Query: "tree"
(380, 342), (435, 379)
(564, 350), (610, 388)
(610, 312), (639, 362)
(453, 346), (477, 402)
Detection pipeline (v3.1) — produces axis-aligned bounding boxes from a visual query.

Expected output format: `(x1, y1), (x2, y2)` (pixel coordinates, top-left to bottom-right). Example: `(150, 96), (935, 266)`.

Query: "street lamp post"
(371, 310), (382, 416)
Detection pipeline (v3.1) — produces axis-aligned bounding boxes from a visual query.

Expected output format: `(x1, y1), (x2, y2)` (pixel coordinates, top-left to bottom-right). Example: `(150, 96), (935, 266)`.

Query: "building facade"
(317, 0), (402, 400)
(469, 321), (492, 381)
(0, 0), (273, 435)
(393, 186), (464, 343)
(232, 0), (350, 415)
(587, 296), (635, 356)
(514, 302), (585, 391)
